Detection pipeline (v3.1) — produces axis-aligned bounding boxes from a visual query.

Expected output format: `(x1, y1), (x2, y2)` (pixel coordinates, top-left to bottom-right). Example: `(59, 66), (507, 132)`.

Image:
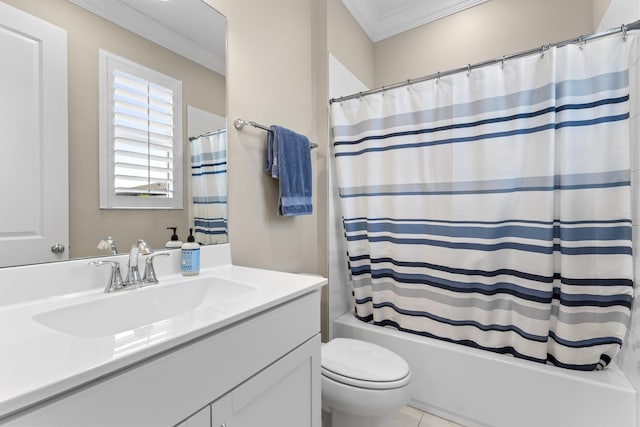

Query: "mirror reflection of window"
(99, 49), (183, 210)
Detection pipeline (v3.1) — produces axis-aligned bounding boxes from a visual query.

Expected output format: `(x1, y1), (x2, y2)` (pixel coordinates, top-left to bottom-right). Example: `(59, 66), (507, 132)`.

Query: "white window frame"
(99, 49), (183, 209)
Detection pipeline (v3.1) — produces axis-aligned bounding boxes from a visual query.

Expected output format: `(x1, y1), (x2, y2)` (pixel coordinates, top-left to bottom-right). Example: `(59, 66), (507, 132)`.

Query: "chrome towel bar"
(234, 118), (318, 149)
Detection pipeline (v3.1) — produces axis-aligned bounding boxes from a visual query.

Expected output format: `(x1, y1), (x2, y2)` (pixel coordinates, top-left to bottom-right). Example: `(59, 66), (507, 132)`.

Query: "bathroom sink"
(32, 277), (256, 338)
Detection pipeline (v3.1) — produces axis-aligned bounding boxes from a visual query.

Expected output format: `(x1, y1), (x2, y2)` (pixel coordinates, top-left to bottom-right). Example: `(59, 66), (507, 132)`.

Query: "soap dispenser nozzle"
(165, 227), (183, 248)
(167, 227), (178, 239)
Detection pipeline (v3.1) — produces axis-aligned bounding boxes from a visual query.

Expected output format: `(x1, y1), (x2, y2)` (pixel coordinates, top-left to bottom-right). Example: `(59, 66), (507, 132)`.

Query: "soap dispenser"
(181, 228), (200, 276)
(165, 227), (183, 248)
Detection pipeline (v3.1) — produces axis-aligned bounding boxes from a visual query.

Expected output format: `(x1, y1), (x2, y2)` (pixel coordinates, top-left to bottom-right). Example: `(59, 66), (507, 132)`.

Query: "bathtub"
(333, 313), (637, 427)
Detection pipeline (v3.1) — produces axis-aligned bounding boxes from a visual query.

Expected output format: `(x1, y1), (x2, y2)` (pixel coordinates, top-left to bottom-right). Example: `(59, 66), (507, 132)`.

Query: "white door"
(0, 2), (69, 267)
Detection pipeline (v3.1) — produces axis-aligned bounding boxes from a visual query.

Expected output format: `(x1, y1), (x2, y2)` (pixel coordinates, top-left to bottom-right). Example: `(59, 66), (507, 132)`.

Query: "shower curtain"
(190, 131), (228, 245)
(330, 34), (637, 370)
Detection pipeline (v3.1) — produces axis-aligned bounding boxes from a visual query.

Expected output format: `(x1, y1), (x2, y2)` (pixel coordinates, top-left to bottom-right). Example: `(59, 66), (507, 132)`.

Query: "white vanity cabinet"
(4, 291), (321, 427)
(179, 406), (211, 427)
(180, 333), (319, 427)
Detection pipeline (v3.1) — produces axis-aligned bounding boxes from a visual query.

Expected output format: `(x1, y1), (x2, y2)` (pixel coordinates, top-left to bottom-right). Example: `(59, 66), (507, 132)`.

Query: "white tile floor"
(392, 406), (463, 427)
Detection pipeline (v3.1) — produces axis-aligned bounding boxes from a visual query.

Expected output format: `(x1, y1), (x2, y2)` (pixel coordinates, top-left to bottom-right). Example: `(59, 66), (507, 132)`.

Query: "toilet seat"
(321, 338), (410, 390)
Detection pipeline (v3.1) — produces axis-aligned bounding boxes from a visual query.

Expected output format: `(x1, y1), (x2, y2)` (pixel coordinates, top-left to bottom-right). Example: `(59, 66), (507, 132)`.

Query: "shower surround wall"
(597, 0), (640, 411)
(327, 54), (369, 338)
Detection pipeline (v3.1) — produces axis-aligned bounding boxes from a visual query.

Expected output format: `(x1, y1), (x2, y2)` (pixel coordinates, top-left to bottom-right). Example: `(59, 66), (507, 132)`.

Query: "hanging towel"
(264, 125), (312, 216)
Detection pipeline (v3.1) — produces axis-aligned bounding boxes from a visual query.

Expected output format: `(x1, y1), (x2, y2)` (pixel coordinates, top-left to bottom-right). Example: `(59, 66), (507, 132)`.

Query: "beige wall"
(3, 0), (226, 257)
(374, 0), (594, 87)
(205, 0), (330, 337)
(206, 0), (321, 273)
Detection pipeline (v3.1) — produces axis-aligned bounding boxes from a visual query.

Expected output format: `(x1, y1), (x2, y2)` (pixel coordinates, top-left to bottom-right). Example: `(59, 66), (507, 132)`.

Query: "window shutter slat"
(100, 50), (182, 209)
(115, 149), (173, 163)
(111, 69), (175, 198)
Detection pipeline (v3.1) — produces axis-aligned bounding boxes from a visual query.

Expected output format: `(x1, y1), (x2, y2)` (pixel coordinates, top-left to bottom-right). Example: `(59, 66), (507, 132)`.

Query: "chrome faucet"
(125, 239), (153, 286)
(90, 239), (170, 292)
(90, 260), (125, 293)
(142, 252), (171, 284)
(97, 236), (118, 255)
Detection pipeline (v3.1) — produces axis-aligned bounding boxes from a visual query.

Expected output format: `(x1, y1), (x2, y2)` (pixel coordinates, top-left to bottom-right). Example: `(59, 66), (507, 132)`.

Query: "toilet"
(321, 338), (412, 427)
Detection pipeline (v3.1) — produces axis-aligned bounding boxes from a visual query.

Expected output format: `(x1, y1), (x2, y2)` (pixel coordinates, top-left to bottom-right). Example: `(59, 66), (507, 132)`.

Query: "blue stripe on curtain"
(371, 317), (610, 371)
(343, 219), (631, 241)
(369, 317), (552, 366)
(339, 171), (630, 197)
(192, 167), (227, 177)
(332, 71), (629, 139)
(348, 255), (632, 287)
(334, 113), (629, 157)
(345, 234), (631, 256)
(194, 217), (228, 236)
(335, 96), (629, 148)
(331, 36), (635, 371)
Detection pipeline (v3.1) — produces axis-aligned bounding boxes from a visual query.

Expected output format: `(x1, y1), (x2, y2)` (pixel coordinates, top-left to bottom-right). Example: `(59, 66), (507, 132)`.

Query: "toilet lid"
(321, 338), (410, 389)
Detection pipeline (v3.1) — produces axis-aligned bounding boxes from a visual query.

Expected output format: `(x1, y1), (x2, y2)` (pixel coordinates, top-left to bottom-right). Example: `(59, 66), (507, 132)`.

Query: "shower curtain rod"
(329, 19), (640, 104)
(188, 128), (227, 141)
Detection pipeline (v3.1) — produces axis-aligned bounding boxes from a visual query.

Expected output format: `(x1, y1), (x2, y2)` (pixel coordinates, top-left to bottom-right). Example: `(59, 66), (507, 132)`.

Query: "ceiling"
(69, 0), (226, 75)
(342, 0), (490, 42)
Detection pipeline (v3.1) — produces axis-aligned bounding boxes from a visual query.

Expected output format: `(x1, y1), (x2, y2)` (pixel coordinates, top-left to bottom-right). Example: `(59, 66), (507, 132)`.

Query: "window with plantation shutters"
(99, 50), (183, 209)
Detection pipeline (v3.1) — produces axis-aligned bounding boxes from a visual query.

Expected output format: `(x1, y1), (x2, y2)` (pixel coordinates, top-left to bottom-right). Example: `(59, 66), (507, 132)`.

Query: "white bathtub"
(333, 313), (637, 427)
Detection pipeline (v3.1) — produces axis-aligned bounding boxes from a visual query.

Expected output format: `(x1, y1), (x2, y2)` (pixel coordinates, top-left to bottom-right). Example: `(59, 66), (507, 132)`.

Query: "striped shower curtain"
(190, 131), (228, 245)
(330, 35), (637, 370)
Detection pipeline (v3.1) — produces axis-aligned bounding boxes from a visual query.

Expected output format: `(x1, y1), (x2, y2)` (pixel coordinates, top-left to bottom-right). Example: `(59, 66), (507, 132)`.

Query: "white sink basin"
(32, 277), (256, 338)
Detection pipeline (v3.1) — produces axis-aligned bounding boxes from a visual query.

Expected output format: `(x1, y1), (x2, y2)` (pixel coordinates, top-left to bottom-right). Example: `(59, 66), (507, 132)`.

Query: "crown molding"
(69, 0), (225, 75)
(343, 0), (490, 42)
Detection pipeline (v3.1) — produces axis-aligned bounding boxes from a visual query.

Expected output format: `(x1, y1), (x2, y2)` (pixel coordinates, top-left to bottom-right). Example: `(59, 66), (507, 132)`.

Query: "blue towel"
(264, 125), (312, 216)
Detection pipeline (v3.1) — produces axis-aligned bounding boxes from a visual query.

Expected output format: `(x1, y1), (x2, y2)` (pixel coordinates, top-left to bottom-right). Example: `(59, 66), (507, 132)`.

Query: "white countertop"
(0, 259), (326, 420)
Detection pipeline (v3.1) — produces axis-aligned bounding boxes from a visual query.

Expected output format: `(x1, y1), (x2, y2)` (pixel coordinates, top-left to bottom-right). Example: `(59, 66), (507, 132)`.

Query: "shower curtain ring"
(436, 71), (441, 83)
(501, 56), (505, 69)
(467, 64), (471, 76)
(622, 24), (628, 41)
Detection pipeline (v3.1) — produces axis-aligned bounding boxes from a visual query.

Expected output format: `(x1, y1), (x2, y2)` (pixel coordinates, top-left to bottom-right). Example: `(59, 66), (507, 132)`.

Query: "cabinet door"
(176, 405), (211, 427)
(210, 394), (232, 427)
(231, 334), (321, 427)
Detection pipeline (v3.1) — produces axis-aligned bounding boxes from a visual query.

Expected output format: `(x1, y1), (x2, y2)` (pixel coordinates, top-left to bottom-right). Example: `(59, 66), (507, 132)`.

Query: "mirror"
(0, 0), (226, 267)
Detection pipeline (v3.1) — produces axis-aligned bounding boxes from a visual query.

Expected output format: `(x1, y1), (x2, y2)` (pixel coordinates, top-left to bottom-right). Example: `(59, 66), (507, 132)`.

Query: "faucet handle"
(143, 252), (171, 285)
(90, 260), (125, 293)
